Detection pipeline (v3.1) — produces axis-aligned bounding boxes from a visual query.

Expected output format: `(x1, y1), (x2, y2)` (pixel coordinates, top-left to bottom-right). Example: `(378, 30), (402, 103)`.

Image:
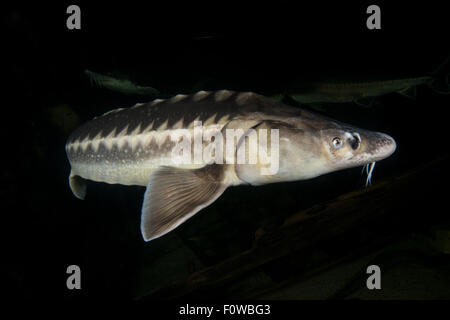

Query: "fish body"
(288, 56), (450, 105)
(66, 90), (396, 241)
(288, 76), (432, 104)
(85, 70), (159, 96)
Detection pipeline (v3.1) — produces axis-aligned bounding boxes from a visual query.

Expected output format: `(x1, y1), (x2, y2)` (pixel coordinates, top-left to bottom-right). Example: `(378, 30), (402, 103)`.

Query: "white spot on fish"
(130, 124), (142, 136)
(141, 121), (154, 134)
(115, 125), (130, 149)
(193, 90), (210, 102)
(151, 99), (165, 106)
(217, 114), (230, 125)
(204, 113), (217, 126)
(101, 108), (124, 117)
(140, 132), (154, 147)
(117, 125), (129, 137)
(154, 131), (170, 148)
(102, 128), (117, 150)
(236, 92), (254, 105)
(81, 134), (90, 144)
(90, 131), (103, 152)
(172, 117), (184, 129)
(105, 128), (117, 139)
(129, 136), (142, 152)
(187, 116), (201, 129)
(214, 90), (233, 102)
(78, 134), (93, 152)
(130, 102), (145, 109)
(156, 119), (169, 132)
(170, 94), (188, 103)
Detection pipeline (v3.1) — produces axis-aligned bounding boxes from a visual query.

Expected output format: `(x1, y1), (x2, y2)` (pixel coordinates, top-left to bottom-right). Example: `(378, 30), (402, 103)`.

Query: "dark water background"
(3, 2), (449, 300)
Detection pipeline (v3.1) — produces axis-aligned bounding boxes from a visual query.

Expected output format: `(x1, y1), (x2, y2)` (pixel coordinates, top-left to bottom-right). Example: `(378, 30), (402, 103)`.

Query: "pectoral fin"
(354, 97), (375, 108)
(69, 171), (87, 200)
(398, 86), (417, 99)
(141, 165), (228, 241)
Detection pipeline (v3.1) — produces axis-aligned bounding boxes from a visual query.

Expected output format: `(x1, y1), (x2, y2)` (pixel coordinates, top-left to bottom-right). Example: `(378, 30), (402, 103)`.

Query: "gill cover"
(234, 121), (293, 186)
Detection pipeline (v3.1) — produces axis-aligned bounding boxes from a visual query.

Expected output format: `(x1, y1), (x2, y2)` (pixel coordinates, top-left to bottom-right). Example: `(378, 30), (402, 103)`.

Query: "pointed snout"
(361, 131), (397, 163)
(347, 130), (397, 165)
(372, 132), (397, 160)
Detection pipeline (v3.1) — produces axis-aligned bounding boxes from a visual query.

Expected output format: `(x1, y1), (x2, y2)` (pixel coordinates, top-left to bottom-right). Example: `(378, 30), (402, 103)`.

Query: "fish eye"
(332, 137), (342, 149)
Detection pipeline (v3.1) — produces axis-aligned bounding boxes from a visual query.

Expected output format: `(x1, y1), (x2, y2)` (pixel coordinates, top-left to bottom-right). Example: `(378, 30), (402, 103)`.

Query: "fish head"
(318, 126), (396, 171)
(234, 117), (396, 185)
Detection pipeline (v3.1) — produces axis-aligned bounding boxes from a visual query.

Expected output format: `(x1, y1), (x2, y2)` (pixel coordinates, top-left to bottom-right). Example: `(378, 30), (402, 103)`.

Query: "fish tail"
(430, 55), (450, 94)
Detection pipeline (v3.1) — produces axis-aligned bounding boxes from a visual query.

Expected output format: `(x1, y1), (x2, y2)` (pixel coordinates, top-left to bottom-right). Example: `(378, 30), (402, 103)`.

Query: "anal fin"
(141, 164), (228, 242)
(69, 171), (87, 200)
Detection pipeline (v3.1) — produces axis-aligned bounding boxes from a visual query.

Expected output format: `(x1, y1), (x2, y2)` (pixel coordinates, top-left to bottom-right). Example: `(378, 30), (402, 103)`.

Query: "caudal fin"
(430, 56), (450, 94)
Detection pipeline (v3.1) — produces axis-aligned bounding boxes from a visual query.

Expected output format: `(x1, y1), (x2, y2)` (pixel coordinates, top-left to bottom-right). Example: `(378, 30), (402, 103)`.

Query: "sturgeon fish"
(287, 57), (450, 106)
(288, 76), (432, 105)
(65, 90), (396, 241)
(85, 70), (159, 96)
